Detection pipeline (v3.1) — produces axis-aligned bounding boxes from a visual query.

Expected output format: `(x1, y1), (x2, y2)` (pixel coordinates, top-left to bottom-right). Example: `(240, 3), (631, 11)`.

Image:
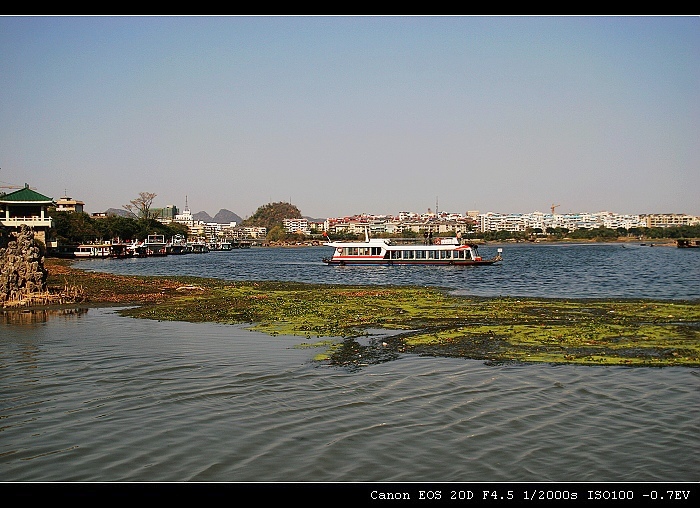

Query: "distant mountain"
(192, 211), (213, 223)
(213, 209), (243, 224)
(104, 208), (131, 217)
(193, 209), (243, 224)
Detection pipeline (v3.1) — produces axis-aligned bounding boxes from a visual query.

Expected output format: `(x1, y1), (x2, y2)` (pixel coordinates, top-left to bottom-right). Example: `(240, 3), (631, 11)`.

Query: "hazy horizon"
(2, 16), (698, 218)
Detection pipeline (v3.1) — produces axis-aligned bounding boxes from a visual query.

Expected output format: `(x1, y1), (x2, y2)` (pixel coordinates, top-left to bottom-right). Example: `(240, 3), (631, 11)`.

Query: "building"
(153, 205), (179, 223)
(173, 206), (195, 229)
(54, 194), (85, 213)
(641, 213), (699, 228)
(283, 218), (310, 235)
(0, 184), (54, 245)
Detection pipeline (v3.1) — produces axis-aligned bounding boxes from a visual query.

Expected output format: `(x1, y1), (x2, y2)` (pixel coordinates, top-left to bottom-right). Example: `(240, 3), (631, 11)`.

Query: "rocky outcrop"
(0, 225), (48, 304)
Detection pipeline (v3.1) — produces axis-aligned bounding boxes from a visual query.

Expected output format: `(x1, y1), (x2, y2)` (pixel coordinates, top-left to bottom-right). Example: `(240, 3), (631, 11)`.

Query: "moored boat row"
(49, 234), (257, 259)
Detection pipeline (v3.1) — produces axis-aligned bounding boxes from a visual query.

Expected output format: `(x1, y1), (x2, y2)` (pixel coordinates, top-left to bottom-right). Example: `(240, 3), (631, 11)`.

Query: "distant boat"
(187, 240), (210, 253)
(232, 239), (252, 249)
(73, 243), (112, 258)
(322, 231), (502, 266)
(110, 242), (132, 259)
(167, 234), (188, 255)
(144, 235), (167, 256)
(677, 239), (700, 248)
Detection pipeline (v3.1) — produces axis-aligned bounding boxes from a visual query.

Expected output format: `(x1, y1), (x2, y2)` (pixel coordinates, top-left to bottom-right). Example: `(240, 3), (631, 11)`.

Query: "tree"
(123, 192), (157, 220)
(50, 211), (100, 244)
(94, 215), (141, 241)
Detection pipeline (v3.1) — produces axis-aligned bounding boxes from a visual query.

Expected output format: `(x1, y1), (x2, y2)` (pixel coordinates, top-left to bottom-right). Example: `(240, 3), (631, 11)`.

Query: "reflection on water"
(1, 307), (89, 325)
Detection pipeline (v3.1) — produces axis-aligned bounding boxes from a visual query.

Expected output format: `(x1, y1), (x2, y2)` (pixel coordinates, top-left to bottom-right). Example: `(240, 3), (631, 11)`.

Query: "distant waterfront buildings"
(16, 185), (698, 242)
(167, 207), (699, 238)
(476, 211), (651, 233)
(322, 210), (699, 236)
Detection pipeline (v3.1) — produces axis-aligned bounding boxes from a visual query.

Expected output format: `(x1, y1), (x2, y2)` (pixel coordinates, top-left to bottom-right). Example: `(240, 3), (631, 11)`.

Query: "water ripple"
(1, 294), (699, 481)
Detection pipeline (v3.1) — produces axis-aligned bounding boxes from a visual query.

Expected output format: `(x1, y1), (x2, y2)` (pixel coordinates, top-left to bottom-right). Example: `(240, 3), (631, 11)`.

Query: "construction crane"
(0, 168), (29, 190)
(551, 204), (560, 214)
(1, 168), (16, 189)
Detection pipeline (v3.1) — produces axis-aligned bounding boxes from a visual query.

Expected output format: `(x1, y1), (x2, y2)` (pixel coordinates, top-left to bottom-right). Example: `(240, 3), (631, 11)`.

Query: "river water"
(1, 243), (699, 486)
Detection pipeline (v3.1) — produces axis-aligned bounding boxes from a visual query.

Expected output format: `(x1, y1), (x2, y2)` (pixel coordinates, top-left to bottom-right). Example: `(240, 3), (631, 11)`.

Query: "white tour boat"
(73, 243), (113, 258)
(322, 232), (502, 266)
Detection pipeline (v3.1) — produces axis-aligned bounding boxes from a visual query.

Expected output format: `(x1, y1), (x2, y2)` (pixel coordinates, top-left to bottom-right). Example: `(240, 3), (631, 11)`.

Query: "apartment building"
(641, 213), (699, 228)
(54, 195), (85, 213)
(282, 218), (310, 235)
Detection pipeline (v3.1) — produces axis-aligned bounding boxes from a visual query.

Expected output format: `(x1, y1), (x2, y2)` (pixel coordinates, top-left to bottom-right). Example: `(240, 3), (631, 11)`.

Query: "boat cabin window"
(343, 246), (382, 256)
(402, 250), (414, 259)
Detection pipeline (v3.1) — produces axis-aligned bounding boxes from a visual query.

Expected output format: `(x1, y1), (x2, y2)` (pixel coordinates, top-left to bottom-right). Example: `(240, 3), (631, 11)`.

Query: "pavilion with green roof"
(0, 184), (54, 246)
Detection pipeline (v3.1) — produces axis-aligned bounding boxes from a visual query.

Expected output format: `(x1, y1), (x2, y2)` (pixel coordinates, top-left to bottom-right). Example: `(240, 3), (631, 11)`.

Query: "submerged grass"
(43, 258), (700, 369)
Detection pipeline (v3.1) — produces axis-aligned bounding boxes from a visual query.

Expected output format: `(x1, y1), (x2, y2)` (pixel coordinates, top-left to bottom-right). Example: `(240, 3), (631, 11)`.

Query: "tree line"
(475, 225), (700, 242)
(48, 211), (189, 245)
(29, 188), (700, 246)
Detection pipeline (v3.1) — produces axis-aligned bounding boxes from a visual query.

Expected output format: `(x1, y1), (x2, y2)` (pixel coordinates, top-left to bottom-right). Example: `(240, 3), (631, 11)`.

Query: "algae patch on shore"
(114, 279), (700, 368)
(42, 259), (699, 368)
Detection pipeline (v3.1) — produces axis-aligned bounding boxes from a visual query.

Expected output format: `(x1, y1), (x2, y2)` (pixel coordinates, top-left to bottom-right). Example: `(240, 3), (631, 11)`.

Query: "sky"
(1, 16), (698, 219)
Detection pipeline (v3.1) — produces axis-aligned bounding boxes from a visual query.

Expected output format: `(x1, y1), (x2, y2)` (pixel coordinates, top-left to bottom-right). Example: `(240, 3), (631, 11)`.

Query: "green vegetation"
(114, 278), (700, 369)
(242, 201), (302, 232)
(48, 211), (189, 245)
(479, 224), (700, 242)
(39, 260), (699, 369)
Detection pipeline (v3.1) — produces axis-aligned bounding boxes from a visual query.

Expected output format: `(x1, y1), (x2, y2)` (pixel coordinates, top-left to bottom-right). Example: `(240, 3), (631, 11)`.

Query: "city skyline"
(7, 184), (700, 222)
(1, 16), (699, 218)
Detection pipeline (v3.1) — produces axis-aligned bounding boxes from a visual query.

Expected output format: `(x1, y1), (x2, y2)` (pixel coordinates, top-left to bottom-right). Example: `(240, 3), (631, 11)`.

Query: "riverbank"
(15, 258), (695, 369)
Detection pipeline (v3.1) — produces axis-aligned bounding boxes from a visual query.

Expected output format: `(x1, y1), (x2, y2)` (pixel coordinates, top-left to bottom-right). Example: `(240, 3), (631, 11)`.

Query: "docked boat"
(73, 243), (113, 258)
(143, 234), (168, 256)
(322, 233), (502, 266)
(187, 240), (210, 253)
(677, 239), (700, 248)
(167, 234), (188, 255)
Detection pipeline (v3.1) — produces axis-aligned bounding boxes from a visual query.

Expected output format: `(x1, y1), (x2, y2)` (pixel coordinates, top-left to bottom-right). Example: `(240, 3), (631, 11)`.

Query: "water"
(76, 242), (700, 300)
(1, 243), (699, 484)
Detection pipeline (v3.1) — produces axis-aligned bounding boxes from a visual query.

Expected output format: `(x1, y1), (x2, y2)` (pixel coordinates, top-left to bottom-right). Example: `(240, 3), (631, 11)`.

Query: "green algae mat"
(115, 280), (700, 369)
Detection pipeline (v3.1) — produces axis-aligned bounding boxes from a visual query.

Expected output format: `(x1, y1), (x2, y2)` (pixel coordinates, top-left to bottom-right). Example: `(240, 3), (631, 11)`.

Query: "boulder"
(0, 225), (48, 303)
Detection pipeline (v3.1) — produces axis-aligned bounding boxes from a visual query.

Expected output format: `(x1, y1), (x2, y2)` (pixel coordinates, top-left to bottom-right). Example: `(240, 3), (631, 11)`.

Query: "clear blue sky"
(1, 16), (698, 218)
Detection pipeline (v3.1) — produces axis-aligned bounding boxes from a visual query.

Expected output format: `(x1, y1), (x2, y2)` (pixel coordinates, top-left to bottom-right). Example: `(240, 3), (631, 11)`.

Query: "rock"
(0, 225), (48, 303)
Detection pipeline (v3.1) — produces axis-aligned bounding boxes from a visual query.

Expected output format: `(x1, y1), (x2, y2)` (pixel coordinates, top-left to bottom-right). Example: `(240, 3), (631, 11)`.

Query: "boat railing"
(384, 237), (463, 246)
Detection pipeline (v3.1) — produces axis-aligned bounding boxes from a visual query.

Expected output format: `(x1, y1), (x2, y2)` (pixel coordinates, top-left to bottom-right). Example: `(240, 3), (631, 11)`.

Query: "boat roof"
(324, 239), (479, 249)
